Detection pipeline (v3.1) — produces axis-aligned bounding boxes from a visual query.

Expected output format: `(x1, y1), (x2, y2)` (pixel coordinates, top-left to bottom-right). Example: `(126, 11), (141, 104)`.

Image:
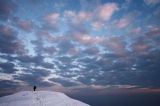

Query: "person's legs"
(33, 86), (36, 91)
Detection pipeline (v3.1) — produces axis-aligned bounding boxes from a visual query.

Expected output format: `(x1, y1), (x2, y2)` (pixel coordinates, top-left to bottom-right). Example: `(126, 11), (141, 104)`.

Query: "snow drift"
(0, 91), (90, 106)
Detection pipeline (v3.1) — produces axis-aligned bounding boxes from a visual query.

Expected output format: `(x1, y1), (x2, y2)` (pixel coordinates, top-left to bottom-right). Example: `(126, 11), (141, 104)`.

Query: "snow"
(0, 91), (90, 106)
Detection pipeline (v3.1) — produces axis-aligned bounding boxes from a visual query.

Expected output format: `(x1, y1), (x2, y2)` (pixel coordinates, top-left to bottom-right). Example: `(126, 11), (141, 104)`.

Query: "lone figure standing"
(33, 85), (36, 91)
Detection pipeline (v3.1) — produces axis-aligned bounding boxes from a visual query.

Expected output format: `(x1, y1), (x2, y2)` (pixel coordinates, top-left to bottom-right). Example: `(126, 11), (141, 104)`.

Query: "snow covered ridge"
(0, 91), (90, 106)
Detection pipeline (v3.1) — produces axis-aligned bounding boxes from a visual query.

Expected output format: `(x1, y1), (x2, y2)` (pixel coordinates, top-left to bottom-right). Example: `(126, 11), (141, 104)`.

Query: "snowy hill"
(0, 91), (90, 106)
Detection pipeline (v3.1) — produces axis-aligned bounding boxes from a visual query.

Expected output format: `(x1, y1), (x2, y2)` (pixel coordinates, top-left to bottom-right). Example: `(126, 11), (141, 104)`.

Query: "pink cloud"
(68, 48), (79, 56)
(44, 12), (60, 25)
(71, 32), (128, 56)
(64, 10), (75, 17)
(116, 16), (130, 28)
(72, 32), (104, 45)
(37, 31), (55, 42)
(134, 44), (149, 54)
(17, 20), (33, 32)
(77, 11), (91, 21)
(132, 41), (150, 54)
(43, 12), (60, 31)
(64, 3), (118, 31)
(96, 3), (118, 21)
(64, 2), (118, 27)
(64, 10), (91, 24)
(116, 11), (139, 29)
(0, 25), (13, 36)
(146, 27), (160, 36)
(91, 21), (104, 31)
(102, 37), (127, 55)
(129, 27), (141, 34)
(74, 34), (94, 45)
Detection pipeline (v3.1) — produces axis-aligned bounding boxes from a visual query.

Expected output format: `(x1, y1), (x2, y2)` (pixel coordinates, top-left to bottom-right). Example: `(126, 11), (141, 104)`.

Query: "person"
(33, 85), (36, 91)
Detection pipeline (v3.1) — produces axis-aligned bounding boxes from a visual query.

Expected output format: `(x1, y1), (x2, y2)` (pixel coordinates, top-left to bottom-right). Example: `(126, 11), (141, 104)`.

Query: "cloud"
(31, 36), (44, 55)
(15, 55), (55, 69)
(91, 21), (105, 31)
(57, 56), (73, 65)
(0, 24), (26, 54)
(146, 27), (160, 37)
(17, 20), (34, 32)
(64, 10), (91, 24)
(80, 0), (100, 11)
(0, 0), (160, 90)
(43, 46), (57, 55)
(96, 3), (118, 21)
(14, 68), (52, 86)
(0, 62), (17, 74)
(31, 30), (58, 56)
(44, 12), (60, 25)
(57, 40), (75, 54)
(0, 80), (19, 88)
(33, 31), (58, 55)
(64, 2), (118, 31)
(0, 0), (17, 20)
(70, 32), (157, 86)
(64, 10), (91, 33)
(71, 32), (103, 45)
(36, 31), (55, 42)
(132, 42), (149, 54)
(145, 27), (160, 45)
(102, 37), (127, 56)
(129, 27), (141, 35)
(32, 68), (51, 77)
(116, 16), (130, 28)
(115, 11), (139, 29)
(83, 47), (99, 55)
(16, 55), (43, 63)
(43, 12), (60, 31)
(49, 78), (79, 87)
(144, 0), (160, 5)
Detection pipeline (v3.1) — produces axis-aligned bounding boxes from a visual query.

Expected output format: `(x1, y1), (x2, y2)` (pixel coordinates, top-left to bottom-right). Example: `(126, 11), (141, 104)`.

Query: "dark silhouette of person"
(33, 85), (36, 91)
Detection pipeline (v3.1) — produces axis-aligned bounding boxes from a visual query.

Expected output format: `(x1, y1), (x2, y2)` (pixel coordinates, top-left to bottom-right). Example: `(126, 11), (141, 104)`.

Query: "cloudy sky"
(0, 0), (160, 96)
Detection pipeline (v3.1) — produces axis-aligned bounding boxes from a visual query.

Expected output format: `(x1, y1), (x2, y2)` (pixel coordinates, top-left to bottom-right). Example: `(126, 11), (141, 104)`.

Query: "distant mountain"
(0, 91), (90, 106)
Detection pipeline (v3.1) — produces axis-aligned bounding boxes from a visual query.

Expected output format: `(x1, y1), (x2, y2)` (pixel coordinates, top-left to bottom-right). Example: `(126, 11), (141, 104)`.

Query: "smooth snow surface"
(0, 91), (90, 106)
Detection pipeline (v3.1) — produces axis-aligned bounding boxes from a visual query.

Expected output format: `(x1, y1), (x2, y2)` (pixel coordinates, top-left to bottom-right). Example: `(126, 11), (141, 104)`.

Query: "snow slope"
(0, 91), (90, 106)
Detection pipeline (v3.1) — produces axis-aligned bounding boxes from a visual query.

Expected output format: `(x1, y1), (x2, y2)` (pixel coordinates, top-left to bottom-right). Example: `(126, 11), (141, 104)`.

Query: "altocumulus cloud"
(0, 0), (160, 92)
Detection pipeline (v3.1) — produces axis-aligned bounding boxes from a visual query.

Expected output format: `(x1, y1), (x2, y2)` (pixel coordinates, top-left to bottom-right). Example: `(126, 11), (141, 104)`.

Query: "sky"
(0, 0), (160, 103)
